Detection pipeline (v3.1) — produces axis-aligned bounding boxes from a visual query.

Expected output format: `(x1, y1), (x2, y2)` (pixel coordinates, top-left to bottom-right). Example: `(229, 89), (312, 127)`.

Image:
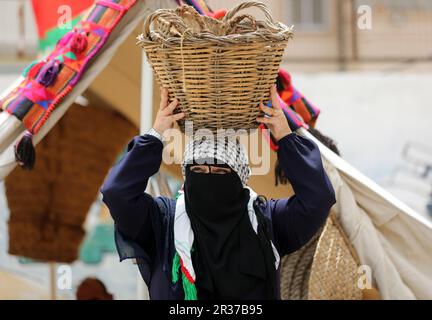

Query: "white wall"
(290, 72), (432, 182)
(0, 0), (38, 57)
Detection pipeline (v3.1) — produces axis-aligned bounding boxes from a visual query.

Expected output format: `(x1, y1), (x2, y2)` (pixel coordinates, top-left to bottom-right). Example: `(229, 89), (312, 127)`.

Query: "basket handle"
(225, 14), (257, 34)
(176, 5), (207, 32)
(142, 5), (206, 39)
(142, 9), (188, 38)
(223, 1), (279, 29)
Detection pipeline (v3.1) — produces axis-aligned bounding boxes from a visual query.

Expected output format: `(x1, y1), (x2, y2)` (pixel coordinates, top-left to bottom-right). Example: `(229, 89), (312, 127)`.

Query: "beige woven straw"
(279, 226), (322, 300)
(279, 213), (364, 300)
(307, 213), (363, 300)
(138, 1), (293, 133)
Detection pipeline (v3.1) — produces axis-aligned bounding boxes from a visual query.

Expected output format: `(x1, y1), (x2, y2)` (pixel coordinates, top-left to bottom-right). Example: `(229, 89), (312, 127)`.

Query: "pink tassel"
(70, 31), (88, 54)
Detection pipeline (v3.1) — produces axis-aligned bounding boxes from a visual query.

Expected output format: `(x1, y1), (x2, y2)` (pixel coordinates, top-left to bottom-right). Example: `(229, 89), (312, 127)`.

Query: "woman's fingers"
(256, 116), (275, 124)
(259, 103), (275, 117)
(170, 112), (185, 121)
(164, 98), (179, 114)
(159, 88), (169, 110)
(162, 99), (178, 116)
(270, 84), (281, 110)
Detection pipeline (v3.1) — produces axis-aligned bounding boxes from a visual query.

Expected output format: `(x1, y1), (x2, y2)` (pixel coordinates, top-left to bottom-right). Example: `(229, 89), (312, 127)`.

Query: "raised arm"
(257, 85), (336, 255)
(101, 133), (164, 241)
(269, 133), (335, 255)
(101, 88), (184, 248)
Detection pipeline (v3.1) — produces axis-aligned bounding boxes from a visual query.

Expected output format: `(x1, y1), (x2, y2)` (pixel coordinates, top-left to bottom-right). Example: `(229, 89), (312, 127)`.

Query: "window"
(284, 0), (330, 31)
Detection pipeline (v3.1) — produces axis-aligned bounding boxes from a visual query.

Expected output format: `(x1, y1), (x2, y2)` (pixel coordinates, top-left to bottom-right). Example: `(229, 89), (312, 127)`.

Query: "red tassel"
(70, 31), (88, 54)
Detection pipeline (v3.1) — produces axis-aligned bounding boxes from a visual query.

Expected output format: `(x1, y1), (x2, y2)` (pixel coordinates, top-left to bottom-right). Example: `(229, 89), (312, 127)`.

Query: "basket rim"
(137, 27), (293, 47)
(139, 2), (294, 47)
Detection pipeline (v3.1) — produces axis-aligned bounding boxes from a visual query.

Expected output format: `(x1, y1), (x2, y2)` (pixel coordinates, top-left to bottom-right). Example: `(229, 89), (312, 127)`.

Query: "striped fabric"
(261, 68), (322, 151)
(277, 68), (320, 128)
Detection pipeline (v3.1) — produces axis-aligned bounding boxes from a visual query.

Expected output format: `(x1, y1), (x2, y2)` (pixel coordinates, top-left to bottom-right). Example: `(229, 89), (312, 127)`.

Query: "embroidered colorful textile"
(260, 68), (321, 151)
(277, 68), (320, 128)
(0, 0), (138, 168)
(2, 0), (137, 134)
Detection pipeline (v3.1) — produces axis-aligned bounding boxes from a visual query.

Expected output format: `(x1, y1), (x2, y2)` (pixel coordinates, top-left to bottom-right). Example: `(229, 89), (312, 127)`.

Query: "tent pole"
(136, 50), (153, 301)
(140, 51), (154, 135)
(49, 262), (57, 300)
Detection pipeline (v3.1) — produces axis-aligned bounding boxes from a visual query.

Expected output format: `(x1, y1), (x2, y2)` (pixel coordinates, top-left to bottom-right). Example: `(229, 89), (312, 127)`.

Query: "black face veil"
(183, 160), (277, 299)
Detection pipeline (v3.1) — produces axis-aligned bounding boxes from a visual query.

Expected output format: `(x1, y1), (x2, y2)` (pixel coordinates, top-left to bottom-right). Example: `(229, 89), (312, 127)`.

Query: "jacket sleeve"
(100, 134), (163, 255)
(270, 133), (336, 256)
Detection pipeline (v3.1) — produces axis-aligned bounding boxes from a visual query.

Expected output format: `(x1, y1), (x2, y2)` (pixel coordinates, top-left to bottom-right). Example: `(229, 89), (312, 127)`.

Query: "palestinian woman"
(101, 85), (336, 300)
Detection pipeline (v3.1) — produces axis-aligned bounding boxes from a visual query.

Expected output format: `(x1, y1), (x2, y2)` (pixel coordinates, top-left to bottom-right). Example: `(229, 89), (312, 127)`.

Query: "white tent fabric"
(302, 128), (432, 299)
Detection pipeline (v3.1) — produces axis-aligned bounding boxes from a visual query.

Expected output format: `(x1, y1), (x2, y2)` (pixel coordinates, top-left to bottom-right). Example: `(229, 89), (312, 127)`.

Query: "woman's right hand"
(153, 88), (185, 135)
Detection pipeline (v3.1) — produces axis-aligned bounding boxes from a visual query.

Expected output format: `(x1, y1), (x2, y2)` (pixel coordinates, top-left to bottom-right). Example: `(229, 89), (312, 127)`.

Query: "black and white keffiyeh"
(181, 136), (251, 186)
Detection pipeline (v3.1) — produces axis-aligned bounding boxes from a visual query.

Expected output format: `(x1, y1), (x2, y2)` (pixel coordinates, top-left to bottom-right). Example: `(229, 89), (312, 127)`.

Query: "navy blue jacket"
(101, 132), (336, 300)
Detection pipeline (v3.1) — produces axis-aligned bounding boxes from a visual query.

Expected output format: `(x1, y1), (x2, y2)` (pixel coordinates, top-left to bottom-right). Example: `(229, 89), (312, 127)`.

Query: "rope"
(180, 28), (190, 93)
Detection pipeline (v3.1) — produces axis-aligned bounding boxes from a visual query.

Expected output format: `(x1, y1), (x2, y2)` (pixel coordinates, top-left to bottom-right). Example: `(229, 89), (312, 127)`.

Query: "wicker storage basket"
(307, 214), (363, 300)
(280, 213), (364, 300)
(279, 226), (322, 299)
(138, 1), (293, 133)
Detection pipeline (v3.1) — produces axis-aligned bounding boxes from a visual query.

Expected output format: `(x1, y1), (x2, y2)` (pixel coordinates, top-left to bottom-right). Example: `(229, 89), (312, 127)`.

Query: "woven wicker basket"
(280, 213), (364, 300)
(138, 1), (293, 133)
(308, 214), (363, 300)
(279, 226), (322, 300)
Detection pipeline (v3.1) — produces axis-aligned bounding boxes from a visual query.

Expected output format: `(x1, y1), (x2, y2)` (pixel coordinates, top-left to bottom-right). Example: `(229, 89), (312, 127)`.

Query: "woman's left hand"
(256, 84), (292, 141)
